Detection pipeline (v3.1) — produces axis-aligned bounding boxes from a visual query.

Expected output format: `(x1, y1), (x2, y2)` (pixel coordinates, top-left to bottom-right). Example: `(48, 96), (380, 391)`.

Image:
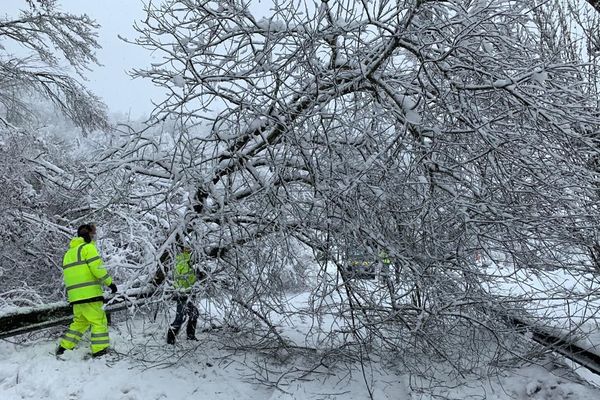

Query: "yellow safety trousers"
(59, 301), (110, 354)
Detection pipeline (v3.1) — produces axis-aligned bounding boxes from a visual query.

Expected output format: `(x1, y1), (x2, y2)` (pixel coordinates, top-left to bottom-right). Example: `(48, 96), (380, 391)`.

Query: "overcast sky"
(4, 0), (163, 119)
(4, 1), (277, 120)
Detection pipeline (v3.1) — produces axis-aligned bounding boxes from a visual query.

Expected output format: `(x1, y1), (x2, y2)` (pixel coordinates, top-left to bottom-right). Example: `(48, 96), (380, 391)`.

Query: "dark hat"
(77, 224), (94, 243)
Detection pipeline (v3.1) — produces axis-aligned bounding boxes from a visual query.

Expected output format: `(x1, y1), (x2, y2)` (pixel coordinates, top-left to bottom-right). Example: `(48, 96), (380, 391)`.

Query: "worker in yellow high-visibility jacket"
(167, 246), (201, 344)
(56, 224), (117, 358)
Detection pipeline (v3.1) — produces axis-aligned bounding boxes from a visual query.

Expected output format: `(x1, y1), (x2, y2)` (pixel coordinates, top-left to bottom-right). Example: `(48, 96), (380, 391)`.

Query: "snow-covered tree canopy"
(128, 0), (600, 255)
(75, 0), (600, 372)
(0, 0), (107, 130)
(0, 1), (109, 305)
(2, 0), (600, 381)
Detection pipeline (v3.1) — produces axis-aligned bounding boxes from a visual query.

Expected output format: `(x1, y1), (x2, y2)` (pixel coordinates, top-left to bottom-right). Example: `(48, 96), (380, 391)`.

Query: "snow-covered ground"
(478, 257), (600, 357)
(3, 292), (600, 400)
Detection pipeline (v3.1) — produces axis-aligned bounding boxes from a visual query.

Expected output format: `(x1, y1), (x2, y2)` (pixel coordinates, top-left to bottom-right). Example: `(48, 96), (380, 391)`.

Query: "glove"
(108, 283), (118, 294)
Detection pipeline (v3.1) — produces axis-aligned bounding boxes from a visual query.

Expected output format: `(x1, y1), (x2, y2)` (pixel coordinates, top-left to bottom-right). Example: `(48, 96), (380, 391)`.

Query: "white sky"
(3, 0), (164, 119)
(0, 1), (285, 120)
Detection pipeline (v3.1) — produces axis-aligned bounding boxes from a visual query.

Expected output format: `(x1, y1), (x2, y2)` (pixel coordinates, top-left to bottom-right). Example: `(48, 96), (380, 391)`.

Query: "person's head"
(77, 223), (96, 243)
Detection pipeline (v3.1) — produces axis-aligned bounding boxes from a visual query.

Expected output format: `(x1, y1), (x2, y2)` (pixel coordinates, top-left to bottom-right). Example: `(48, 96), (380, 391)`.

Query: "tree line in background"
(2, 0), (600, 387)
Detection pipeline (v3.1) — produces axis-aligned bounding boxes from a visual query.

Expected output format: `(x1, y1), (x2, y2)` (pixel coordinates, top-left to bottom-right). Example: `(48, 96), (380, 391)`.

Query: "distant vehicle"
(345, 253), (377, 279)
(344, 248), (394, 280)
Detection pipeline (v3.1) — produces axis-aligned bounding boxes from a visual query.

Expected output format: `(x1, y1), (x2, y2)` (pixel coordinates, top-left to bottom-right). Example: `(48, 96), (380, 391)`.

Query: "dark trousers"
(168, 297), (199, 341)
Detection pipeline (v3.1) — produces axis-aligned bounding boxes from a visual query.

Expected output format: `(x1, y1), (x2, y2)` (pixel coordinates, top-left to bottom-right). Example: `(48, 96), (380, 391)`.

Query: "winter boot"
(186, 317), (198, 341)
(167, 327), (177, 345)
(92, 348), (110, 358)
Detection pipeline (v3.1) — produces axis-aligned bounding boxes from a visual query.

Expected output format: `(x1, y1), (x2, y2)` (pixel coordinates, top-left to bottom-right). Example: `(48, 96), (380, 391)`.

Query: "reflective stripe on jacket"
(174, 252), (196, 290)
(62, 237), (112, 303)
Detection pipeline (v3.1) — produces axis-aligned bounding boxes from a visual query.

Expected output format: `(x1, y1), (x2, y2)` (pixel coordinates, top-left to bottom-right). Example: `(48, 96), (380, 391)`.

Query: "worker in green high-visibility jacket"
(56, 224), (117, 358)
(167, 246), (202, 344)
(378, 250), (395, 280)
(379, 251), (391, 266)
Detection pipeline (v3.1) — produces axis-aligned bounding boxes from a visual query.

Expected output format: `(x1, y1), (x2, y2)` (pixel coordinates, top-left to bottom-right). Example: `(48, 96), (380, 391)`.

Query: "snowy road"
(2, 293), (600, 400)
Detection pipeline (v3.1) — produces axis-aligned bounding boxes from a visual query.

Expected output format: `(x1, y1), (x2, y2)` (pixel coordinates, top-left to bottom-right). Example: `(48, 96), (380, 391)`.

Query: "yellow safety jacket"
(62, 237), (113, 304)
(379, 251), (392, 265)
(174, 252), (196, 290)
